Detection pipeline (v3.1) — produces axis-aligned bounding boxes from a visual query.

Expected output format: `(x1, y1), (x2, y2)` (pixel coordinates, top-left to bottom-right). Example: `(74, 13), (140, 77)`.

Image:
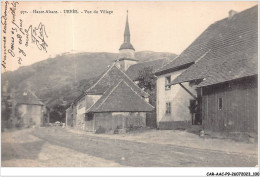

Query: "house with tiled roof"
(14, 90), (49, 128)
(65, 12), (154, 132)
(156, 5), (258, 132)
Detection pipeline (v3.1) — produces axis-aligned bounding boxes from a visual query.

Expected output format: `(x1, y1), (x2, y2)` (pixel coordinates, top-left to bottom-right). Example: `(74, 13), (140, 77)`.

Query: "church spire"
(124, 10), (130, 43)
(119, 10), (135, 51)
(117, 10), (137, 71)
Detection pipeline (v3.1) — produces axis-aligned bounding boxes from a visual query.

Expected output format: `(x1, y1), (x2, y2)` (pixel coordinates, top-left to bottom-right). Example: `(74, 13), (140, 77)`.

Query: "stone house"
(15, 90), (49, 127)
(155, 65), (197, 129)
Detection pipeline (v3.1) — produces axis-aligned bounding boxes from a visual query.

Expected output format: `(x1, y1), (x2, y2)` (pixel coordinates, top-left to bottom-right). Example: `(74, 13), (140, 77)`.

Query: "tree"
(49, 104), (66, 123)
(137, 66), (156, 92)
(1, 95), (12, 130)
(137, 66), (157, 128)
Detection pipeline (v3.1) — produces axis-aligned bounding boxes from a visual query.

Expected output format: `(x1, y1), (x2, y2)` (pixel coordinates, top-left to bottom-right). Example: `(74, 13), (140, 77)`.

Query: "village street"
(1, 127), (258, 167)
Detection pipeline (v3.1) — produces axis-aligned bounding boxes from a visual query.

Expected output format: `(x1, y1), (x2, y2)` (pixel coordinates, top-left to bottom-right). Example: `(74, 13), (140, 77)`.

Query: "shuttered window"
(166, 102), (171, 114)
(165, 76), (171, 90)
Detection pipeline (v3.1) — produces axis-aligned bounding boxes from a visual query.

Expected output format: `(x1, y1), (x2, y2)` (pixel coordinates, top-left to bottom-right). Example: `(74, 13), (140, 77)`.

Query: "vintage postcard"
(1, 0), (259, 175)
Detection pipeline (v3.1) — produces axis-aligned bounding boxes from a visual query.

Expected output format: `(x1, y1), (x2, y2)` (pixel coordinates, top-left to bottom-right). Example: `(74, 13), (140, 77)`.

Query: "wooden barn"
(65, 11), (154, 132)
(66, 63), (154, 132)
(86, 79), (154, 132)
(200, 76), (257, 132)
(170, 6), (258, 133)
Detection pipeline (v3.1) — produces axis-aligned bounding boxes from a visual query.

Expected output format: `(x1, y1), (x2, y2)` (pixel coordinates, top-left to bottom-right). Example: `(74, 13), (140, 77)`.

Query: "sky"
(1, 1), (258, 72)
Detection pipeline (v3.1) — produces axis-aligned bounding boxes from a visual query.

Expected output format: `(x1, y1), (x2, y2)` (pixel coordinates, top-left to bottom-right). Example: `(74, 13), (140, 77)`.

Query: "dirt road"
(2, 127), (258, 167)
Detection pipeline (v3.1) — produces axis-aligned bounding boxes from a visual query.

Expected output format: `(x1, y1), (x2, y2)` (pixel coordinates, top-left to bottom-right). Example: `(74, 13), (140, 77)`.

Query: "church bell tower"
(116, 11), (138, 71)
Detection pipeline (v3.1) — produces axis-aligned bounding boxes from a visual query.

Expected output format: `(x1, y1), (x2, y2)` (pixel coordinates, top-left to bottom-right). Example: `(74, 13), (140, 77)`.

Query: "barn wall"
(202, 77), (257, 133)
(94, 112), (114, 131)
(75, 112), (85, 130)
(156, 70), (196, 129)
(76, 95), (102, 131)
(73, 94), (101, 130)
(113, 112), (146, 128)
(92, 112), (146, 132)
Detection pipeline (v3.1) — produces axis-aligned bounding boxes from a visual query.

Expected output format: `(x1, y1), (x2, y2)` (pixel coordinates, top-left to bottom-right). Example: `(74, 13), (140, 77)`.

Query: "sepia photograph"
(1, 0), (259, 175)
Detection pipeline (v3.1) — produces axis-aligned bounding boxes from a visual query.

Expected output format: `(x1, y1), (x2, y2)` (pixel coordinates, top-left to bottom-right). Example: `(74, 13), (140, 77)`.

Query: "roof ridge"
(114, 64), (149, 97)
(86, 86), (111, 112)
(195, 49), (211, 64)
(123, 80), (154, 109)
(86, 62), (116, 92)
(95, 80), (124, 111)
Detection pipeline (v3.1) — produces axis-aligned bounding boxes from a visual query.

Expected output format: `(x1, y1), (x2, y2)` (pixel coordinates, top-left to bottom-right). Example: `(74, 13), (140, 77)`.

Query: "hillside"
(2, 51), (177, 107)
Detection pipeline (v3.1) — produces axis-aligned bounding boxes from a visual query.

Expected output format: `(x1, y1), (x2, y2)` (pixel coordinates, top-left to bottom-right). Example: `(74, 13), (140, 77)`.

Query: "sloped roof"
(86, 62), (149, 97)
(169, 5), (258, 87)
(126, 58), (170, 81)
(155, 5), (258, 76)
(16, 90), (44, 106)
(87, 80), (154, 113)
(119, 42), (135, 51)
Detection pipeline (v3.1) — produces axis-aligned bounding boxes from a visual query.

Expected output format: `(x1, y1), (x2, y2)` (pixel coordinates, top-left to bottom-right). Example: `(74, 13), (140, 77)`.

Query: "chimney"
(228, 10), (237, 19)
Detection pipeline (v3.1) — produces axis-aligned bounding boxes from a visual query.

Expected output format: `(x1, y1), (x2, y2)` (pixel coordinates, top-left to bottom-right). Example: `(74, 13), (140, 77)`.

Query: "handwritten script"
(1, 1), (48, 71)
(25, 23), (48, 52)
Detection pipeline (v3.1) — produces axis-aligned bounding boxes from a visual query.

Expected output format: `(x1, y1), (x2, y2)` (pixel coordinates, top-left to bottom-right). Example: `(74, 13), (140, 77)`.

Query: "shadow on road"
(2, 141), (45, 161)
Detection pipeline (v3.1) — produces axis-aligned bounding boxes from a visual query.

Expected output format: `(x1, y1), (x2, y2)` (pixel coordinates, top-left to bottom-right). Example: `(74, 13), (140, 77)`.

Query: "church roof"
(86, 62), (149, 97)
(87, 80), (154, 113)
(16, 90), (44, 106)
(170, 5), (257, 87)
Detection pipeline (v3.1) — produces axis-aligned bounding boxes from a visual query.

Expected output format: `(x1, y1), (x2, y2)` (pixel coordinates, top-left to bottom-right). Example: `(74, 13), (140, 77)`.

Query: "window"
(165, 76), (171, 90)
(166, 102), (171, 114)
(218, 98), (223, 110)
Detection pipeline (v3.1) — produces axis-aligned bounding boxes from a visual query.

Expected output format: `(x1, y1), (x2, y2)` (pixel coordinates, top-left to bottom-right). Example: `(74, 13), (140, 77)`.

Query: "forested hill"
(2, 51), (177, 107)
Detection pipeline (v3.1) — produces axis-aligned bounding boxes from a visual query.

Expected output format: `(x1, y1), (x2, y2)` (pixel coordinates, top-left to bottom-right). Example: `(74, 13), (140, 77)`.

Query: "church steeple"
(124, 11), (130, 43)
(119, 10), (135, 51)
(117, 10), (137, 71)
